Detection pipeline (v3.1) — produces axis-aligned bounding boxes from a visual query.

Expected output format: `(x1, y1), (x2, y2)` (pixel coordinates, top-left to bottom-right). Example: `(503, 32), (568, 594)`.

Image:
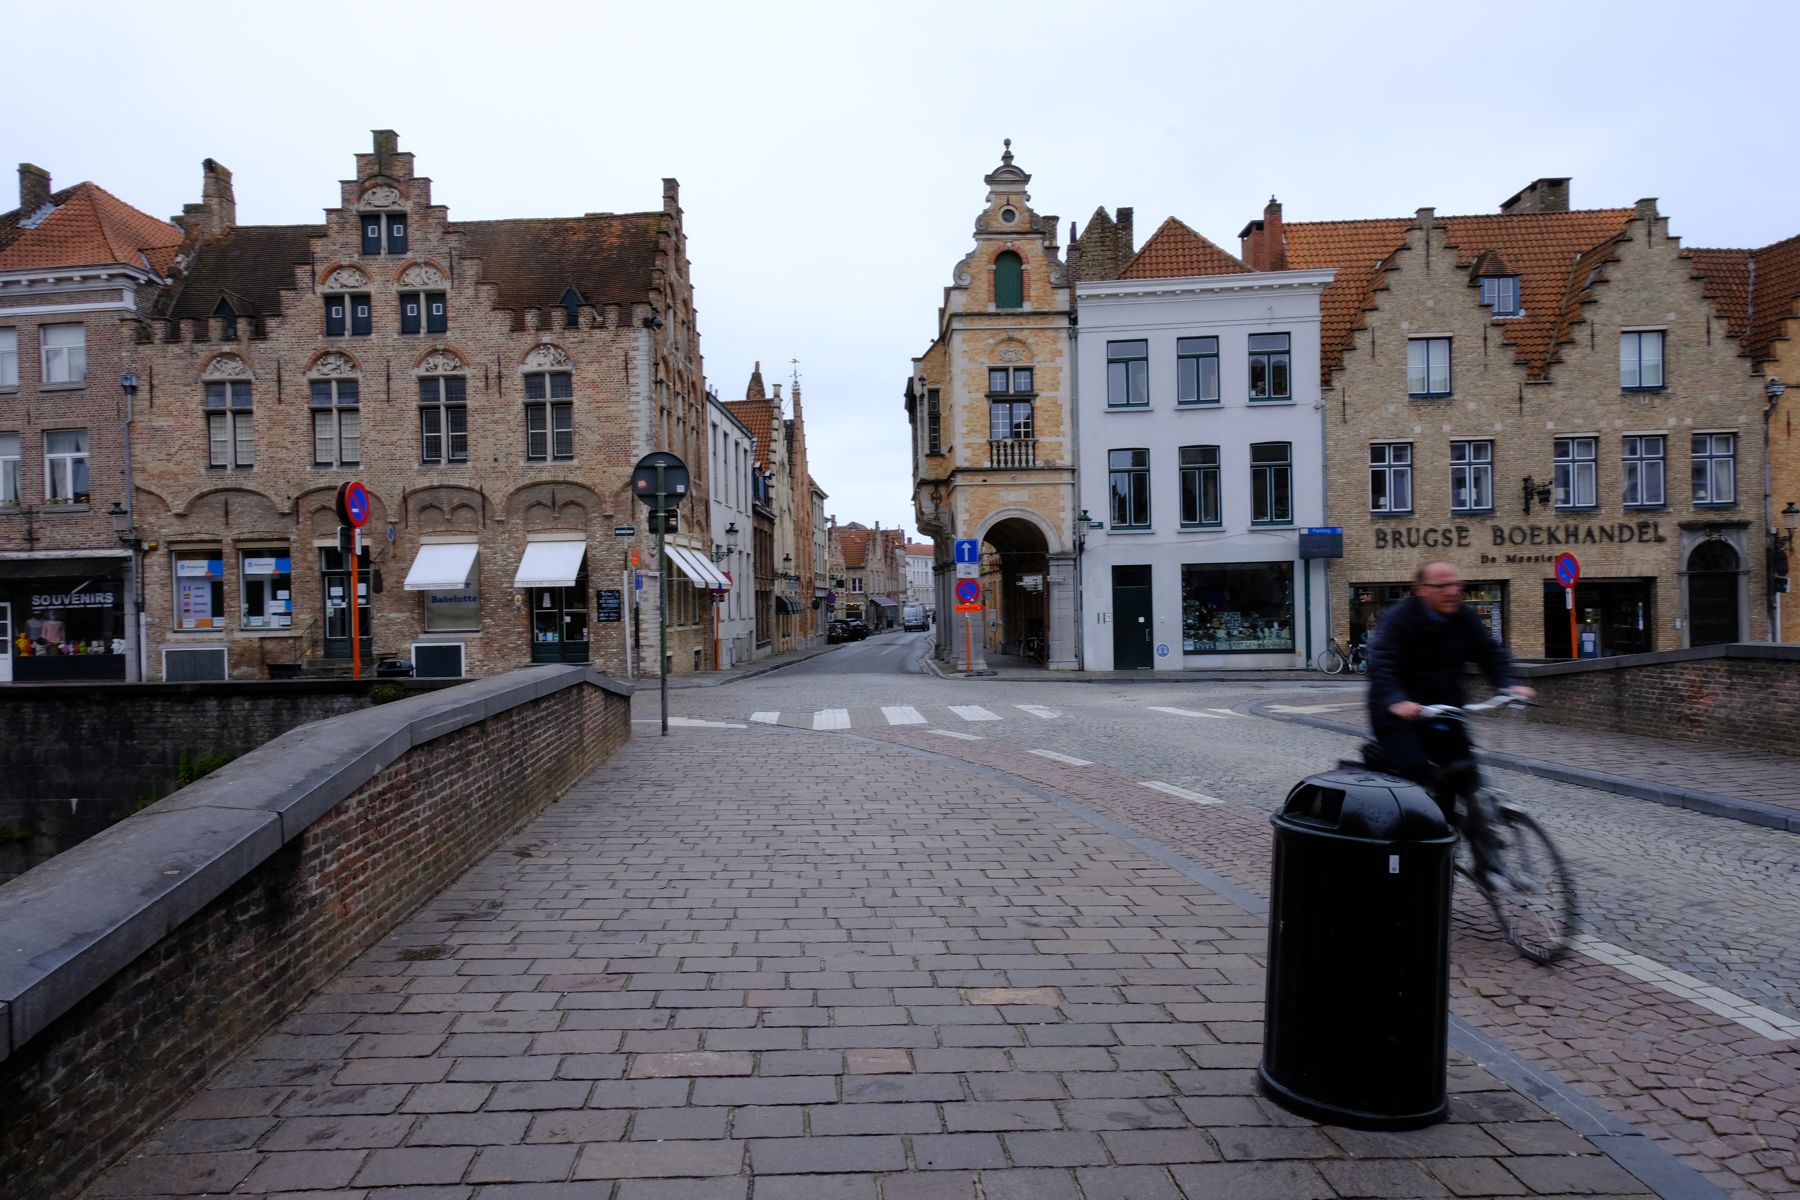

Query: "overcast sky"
(13, 0), (1796, 543)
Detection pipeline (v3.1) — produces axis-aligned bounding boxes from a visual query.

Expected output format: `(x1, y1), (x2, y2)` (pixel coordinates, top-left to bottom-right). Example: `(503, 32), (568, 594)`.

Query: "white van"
(902, 604), (929, 632)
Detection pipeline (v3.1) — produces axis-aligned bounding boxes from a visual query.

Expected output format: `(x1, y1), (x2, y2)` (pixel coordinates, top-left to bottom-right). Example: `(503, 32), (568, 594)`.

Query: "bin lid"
(1275, 767), (1449, 841)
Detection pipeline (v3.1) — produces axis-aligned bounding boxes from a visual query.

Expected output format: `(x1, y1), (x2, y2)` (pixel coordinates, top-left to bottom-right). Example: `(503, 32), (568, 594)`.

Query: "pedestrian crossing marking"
(1029, 749), (1092, 766)
(1014, 704), (1059, 719)
(949, 705), (1001, 722)
(928, 729), (984, 741)
(812, 709), (850, 730)
(632, 717), (748, 729)
(1148, 706), (1232, 719)
(882, 706), (927, 725)
(1139, 781), (1222, 804)
(750, 712), (780, 724)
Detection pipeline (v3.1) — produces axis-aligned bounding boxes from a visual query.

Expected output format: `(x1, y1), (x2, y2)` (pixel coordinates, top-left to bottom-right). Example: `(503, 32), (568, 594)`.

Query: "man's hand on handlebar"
(1396, 688), (1536, 721)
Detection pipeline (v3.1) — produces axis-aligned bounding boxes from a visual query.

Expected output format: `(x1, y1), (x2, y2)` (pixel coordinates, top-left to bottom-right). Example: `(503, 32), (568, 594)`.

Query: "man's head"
(1413, 560), (1464, 615)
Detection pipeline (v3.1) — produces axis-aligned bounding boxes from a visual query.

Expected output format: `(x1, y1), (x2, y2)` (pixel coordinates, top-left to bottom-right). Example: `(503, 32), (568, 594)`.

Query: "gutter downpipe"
(1069, 299), (1084, 671)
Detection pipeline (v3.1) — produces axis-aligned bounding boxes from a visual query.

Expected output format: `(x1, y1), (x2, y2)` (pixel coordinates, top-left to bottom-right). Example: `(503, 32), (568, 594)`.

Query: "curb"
(1248, 703), (1800, 835)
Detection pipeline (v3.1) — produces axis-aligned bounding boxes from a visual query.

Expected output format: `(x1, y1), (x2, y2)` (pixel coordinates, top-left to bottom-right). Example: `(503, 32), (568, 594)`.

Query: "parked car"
(845, 619), (870, 640)
(827, 620), (852, 644)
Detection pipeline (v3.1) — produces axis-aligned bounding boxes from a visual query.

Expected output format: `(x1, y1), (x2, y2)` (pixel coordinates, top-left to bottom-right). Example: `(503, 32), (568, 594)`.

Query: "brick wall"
(1520, 644), (1800, 755)
(0, 667), (630, 1199)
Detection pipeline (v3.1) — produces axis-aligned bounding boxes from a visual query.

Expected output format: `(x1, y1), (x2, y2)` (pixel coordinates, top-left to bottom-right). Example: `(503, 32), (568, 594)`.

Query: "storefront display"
(174, 553), (225, 630)
(1181, 562), (1295, 653)
(9, 570), (126, 681)
(240, 550), (293, 630)
(530, 570), (589, 663)
(1349, 580), (1507, 647)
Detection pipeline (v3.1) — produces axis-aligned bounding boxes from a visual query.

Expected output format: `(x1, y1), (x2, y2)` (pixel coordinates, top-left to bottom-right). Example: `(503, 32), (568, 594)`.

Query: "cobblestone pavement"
(86, 720), (1681, 1200)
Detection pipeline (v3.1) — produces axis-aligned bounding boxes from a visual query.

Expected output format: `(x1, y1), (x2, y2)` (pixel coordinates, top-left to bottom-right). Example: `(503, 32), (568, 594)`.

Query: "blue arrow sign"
(954, 538), (980, 565)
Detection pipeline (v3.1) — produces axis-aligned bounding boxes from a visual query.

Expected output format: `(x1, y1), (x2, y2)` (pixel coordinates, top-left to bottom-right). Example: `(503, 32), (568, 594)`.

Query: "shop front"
(0, 556), (130, 682)
(515, 536), (589, 664)
(1540, 578), (1655, 658)
(404, 539), (480, 677)
(1181, 561), (1296, 656)
(1349, 580), (1508, 649)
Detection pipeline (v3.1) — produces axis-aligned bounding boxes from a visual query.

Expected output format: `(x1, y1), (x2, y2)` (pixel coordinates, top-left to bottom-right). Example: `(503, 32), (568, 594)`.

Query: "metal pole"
(1304, 558), (1314, 668)
(119, 379), (142, 682)
(1566, 586), (1576, 660)
(351, 527), (362, 680)
(657, 463), (669, 736)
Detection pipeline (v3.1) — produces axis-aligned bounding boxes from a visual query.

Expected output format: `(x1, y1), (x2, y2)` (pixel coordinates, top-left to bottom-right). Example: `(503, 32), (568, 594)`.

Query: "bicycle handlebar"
(1417, 693), (1530, 720)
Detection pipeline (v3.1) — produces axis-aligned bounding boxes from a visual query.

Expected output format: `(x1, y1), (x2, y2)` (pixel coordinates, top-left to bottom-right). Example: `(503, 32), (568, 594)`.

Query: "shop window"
(524, 371), (574, 461)
(1691, 432), (1736, 505)
(1107, 341), (1149, 408)
(1350, 580), (1506, 647)
(206, 381), (254, 469)
(420, 376), (469, 464)
(1621, 330), (1665, 391)
(0, 329), (18, 387)
(44, 429), (90, 503)
(0, 433), (17, 505)
(1369, 442), (1413, 513)
(1407, 337), (1451, 397)
(41, 324), (86, 385)
(1450, 439), (1494, 513)
(19, 584), (124, 668)
(1479, 275), (1520, 317)
(993, 251), (1023, 310)
(240, 550), (293, 629)
(1248, 333), (1291, 401)
(174, 551), (225, 629)
(325, 293), (372, 337)
(1250, 441), (1292, 525)
(1621, 435), (1666, 507)
(399, 291), (447, 335)
(1108, 448), (1151, 528)
(1177, 336), (1220, 405)
(310, 379), (361, 466)
(1182, 562), (1294, 653)
(1179, 445), (1221, 527)
(423, 582), (479, 632)
(1553, 437), (1597, 509)
(530, 567), (589, 664)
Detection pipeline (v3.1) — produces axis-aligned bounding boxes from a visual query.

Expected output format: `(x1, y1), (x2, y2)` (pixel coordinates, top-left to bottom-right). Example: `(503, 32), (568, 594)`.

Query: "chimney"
(18, 163), (50, 216)
(372, 129), (399, 171)
(1116, 207), (1134, 264)
(1238, 219), (1266, 271)
(200, 158), (235, 236)
(1500, 177), (1571, 215)
(1261, 197), (1286, 270)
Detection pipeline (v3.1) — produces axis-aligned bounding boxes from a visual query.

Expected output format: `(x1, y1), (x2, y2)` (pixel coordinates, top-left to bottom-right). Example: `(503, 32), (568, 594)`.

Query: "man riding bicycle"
(1366, 561), (1536, 882)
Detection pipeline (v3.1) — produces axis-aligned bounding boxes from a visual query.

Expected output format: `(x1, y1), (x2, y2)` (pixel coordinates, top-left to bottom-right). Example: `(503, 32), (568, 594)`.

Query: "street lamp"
(1520, 475), (1553, 515)
(709, 521), (738, 564)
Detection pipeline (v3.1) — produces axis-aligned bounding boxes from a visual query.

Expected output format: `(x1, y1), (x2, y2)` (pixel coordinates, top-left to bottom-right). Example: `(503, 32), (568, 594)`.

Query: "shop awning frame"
(665, 545), (731, 591)
(403, 542), (479, 591)
(513, 540), (586, 588)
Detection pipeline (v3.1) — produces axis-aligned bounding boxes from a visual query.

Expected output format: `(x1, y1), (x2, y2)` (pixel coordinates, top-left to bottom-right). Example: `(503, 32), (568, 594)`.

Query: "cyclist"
(1366, 560), (1535, 884)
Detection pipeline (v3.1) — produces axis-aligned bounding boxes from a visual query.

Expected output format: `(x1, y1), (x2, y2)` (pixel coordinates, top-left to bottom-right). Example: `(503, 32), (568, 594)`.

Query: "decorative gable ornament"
(201, 352), (250, 379)
(308, 351), (358, 377)
(360, 185), (402, 208)
(522, 344), (571, 370)
(323, 266), (369, 290)
(417, 349), (464, 374)
(399, 263), (447, 288)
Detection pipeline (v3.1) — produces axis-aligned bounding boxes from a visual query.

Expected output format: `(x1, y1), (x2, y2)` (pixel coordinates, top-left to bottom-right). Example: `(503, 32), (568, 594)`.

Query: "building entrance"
(1541, 578), (1654, 658)
(320, 546), (372, 660)
(1686, 541), (1741, 646)
(1112, 565), (1153, 669)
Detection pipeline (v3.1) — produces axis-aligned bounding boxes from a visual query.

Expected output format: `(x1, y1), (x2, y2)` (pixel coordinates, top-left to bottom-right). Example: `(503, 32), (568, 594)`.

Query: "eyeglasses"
(1419, 582), (1464, 591)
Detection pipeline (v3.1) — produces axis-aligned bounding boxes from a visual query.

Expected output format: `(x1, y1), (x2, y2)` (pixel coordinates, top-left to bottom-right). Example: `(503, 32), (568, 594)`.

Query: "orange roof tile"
(837, 528), (872, 569)
(904, 542), (934, 556)
(0, 182), (182, 274)
(722, 396), (777, 468)
(1688, 235), (1800, 365)
(1117, 217), (1248, 279)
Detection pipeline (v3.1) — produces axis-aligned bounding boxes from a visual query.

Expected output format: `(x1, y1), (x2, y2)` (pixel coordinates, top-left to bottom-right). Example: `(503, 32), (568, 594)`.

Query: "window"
(240, 550), (293, 629)
(0, 433), (17, 505)
(851, 578), (864, 594)
(1108, 449), (1150, 528)
(1450, 440), (1494, 513)
(310, 379), (360, 467)
(399, 291), (447, 335)
(360, 213), (408, 255)
(206, 381), (254, 469)
(325, 294), (372, 337)
(1182, 562), (1294, 653)
(926, 388), (942, 454)
(419, 376), (468, 464)
(993, 251), (1023, 310)
(1250, 442), (1292, 524)
(524, 371), (574, 461)
(41, 324), (86, 384)
(1621, 435), (1666, 507)
(1691, 433), (1736, 505)
(213, 297), (238, 340)
(988, 400), (1033, 441)
(45, 430), (90, 502)
(1553, 437), (1597, 509)
(1621, 330), (1665, 390)
(424, 580), (480, 632)
(1179, 445), (1221, 527)
(1479, 276), (1520, 317)
(173, 551), (225, 629)
(1107, 340), (1149, 408)
(987, 366), (1033, 394)
(1407, 337), (1451, 397)
(560, 287), (583, 329)
(0, 330), (18, 387)
(1177, 337), (1219, 405)
(1369, 442), (1413, 513)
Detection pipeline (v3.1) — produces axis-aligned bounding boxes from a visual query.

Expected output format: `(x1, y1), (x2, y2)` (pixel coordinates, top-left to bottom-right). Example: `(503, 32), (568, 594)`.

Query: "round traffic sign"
(336, 480), (372, 528)
(632, 451), (690, 506)
(955, 578), (980, 604)
(1554, 552), (1580, 588)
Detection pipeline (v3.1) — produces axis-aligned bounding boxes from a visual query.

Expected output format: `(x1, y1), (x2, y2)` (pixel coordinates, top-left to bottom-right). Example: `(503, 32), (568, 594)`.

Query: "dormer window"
(1479, 275), (1520, 317)
(213, 297), (237, 341)
(360, 213), (408, 255)
(560, 287), (583, 329)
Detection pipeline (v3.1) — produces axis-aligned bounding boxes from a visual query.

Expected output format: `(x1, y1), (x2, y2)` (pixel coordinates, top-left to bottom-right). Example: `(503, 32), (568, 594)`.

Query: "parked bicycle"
(1366, 693), (1578, 964)
(1317, 637), (1368, 674)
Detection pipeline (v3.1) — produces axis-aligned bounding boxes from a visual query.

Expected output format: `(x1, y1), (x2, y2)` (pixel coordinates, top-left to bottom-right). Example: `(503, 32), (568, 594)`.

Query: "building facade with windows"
(905, 543), (933, 608)
(707, 390), (755, 667)
(0, 164), (183, 683)
(1243, 181), (1776, 658)
(1074, 216), (1333, 670)
(128, 132), (716, 681)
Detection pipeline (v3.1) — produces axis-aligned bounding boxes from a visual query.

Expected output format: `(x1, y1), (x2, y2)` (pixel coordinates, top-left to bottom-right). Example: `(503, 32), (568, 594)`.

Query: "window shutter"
(401, 295), (420, 335)
(361, 220), (382, 256)
(352, 296), (372, 336)
(427, 293), (447, 334)
(325, 300), (345, 338)
(994, 252), (1023, 310)
(388, 217), (408, 254)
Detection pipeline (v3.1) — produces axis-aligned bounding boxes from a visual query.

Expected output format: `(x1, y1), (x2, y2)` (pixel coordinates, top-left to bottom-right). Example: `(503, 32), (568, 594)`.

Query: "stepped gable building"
(907, 141), (1076, 670)
(0, 165), (184, 682)
(1246, 180), (1776, 657)
(1685, 234), (1800, 641)
(131, 130), (713, 681)
(724, 364), (802, 656)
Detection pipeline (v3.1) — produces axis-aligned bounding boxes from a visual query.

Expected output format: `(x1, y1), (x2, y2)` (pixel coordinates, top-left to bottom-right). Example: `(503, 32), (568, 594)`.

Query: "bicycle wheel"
(1351, 650), (1368, 675)
(1483, 807), (1578, 964)
(1318, 645), (1346, 674)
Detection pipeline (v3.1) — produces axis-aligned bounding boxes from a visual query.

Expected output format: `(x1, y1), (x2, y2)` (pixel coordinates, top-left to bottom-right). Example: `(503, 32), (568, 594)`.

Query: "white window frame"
(41, 324), (86, 385)
(1449, 439), (1494, 513)
(1621, 435), (1666, 508)
(44, 428), (90, 502)
(206, 380), (254, 469)
(1407, 337), (1451, 397)
(0, 329), (17, 388)
(1369, 442), (1413, 513)
(0, 433), (17, 505)
(1621, 329), (1666, 391)
(420, 376), (469, 464)
(1479, 276), (1520, 317)
(310, 379), (361, 467)
(1691, 432), (1736, 506)
(1553, 436), (1598, 509)
(523, 371), (574, 462)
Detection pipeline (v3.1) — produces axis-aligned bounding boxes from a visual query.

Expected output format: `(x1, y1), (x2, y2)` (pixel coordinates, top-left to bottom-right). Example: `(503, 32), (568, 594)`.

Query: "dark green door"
(320, 547), (371, 661)
(1113, 565), (1154, 670)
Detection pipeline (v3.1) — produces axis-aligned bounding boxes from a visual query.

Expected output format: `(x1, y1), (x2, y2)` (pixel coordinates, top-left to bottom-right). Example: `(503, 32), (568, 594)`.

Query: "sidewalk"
(86, 723), (1681, 1199)
(646, 639), (845, 690)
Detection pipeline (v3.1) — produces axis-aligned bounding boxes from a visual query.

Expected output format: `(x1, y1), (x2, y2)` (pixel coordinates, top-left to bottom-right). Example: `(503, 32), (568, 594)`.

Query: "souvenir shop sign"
(29, 587), (117, 609)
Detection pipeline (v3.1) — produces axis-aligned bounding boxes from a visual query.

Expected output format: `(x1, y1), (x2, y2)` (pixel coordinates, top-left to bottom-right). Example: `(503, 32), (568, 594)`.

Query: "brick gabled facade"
(128, 131), (713, 680)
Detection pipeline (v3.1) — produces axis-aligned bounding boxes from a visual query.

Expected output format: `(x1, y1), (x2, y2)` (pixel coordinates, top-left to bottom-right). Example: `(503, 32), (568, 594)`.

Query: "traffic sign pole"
(657, 462), (668, 737)
(350, 531), (360, 680)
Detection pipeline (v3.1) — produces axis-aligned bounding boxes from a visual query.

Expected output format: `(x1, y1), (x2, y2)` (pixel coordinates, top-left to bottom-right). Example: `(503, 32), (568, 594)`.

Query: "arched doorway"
(1687, 540), (1741, 646)
(982, 516), (1051, 663)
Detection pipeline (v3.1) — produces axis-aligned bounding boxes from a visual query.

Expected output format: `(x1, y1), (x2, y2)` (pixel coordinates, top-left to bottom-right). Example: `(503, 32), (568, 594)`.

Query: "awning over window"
(513, 540), (586, 588)
(871, 594), (901, 609)
(665, 545), (730, 590)
(404, 542), (479, 591)
(775, 595), (803, 614)
(0, 555), (128, 581)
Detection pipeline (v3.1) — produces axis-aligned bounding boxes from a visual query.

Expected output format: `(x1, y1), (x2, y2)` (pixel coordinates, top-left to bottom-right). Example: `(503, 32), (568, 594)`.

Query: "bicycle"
(1317, 638), (1368, 674)
(1409, 694), (1579, 964)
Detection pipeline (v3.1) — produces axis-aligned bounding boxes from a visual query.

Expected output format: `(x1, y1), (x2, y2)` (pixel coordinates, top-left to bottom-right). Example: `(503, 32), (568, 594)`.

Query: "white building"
(1074, 217), (1334, 671)
(707, 392), (756, 667)
(904, 543), (934, 608)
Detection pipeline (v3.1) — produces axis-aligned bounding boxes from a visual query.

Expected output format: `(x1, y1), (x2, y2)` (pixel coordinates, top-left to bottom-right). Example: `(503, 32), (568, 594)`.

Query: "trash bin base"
(1257, 1063), (1446, 1131)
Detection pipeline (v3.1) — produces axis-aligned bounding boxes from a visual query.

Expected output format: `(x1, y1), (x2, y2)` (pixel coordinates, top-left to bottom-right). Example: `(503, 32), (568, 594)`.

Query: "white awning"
(513, 540), (586, 588)
(403, 542), (479, 591)
(665, 545), (730, 590)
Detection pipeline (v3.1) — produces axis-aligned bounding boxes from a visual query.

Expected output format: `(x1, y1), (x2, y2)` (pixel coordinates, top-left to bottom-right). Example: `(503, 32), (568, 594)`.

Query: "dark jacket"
(1366, 593), (1518, 728)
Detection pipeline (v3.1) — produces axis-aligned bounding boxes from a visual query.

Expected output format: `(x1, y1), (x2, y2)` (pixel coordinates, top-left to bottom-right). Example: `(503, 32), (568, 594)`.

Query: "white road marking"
(1029, 749), (1092, 766)
(1206, 708), (1240, 717)
(750, 712), (780, 724)
(1148, 706), (1231, 719)
(1266, 703), (1360, 714)
(664, 717), (748, 729)
(1139, 781), (1222, 804)
(812, 709), (850, 730)
(1014, 704), (1059, 719)
(928, 729), (984, 741)
(950, 705), (1001, 722)
(882, 706), (927, 725)
(1575, 936), (1799, 1041)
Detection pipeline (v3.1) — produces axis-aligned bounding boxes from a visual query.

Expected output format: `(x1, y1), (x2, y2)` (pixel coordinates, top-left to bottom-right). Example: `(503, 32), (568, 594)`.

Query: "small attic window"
(212, 297), (237, 341)
(1479, 275), (1520, 317)
(560, 288), (583, 329)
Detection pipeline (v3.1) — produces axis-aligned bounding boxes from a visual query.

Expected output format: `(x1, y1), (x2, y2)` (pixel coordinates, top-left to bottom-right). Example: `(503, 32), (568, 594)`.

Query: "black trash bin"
(1258, 766), (1455, 1129)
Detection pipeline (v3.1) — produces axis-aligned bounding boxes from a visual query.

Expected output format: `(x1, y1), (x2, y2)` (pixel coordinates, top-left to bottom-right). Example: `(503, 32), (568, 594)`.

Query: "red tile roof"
(1687, 234), (1800, 365)
(905, 542), (934, 556)
(837, 528), (872, 569)
(0, 182), (183, 274)
(1118, 217), (1248, 279)
(722, 397), (777, 469)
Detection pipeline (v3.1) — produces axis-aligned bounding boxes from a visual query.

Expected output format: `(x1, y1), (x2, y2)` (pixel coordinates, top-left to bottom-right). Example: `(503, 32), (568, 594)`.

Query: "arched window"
(994, 251), (1023, 310)
(560, 287), (583, 330)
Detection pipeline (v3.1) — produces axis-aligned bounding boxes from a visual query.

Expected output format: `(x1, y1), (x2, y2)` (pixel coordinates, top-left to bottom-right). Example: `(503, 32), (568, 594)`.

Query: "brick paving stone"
(1317, 1157), (1454, 1197)
(1504, 1153), (1657, 1194)
(1001, 1131), (1109, 1167)
(238, 1149), (366, 1193)
(750, 1135), (907, 1174)
(1075, 1165), (1187, 1200)
(940, 1101), (1063, 1132)
(752, 1175), (881, 1200)
(807, 1102), (941, 1135)
(1422, 1156), (1531, 1196)
(1101, 1129), (1224, 1165)
(730, 1106), (806, 1138)
(880, 1171), (979, 1200)
(408, 1112), (533, 1145)
(612, 1181), (747, 1200)
(573, 1139), (745, 1179)
(910, 1133), (1007, 1170)
(261, 1114), (415, 1150)
(142, 1116), (276, 1154)
(630, 1106), (730, 1140)
(976, 1168), (1082, 1200)
(523, 1109), (629, 1144)
(466, 1144), (579, 1183)
(1170, 1160), (1337, 1199)
(355, 1146), (476, 1186)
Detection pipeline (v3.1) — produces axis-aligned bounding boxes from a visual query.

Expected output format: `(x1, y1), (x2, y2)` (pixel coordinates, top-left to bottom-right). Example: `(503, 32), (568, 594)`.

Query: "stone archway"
(982, 516), (1051, 664)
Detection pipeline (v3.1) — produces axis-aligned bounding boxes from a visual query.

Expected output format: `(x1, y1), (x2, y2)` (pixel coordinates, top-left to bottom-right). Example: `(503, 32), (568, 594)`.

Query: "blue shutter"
(426, 293), (447, 334)
(351, 295), (372, 336)
(325, 299), (345, 337)
(388, 217), (408, 254)
(361, 219), (381, 256)
(400, 295), (421, 335)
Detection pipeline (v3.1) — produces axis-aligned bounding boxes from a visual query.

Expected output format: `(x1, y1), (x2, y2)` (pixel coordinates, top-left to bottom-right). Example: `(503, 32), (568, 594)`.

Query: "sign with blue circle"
(335, 480), (371, 528)
(1156, 643), (1171, 658)
(955, 578), (981, 604)
(1554, 552), (1580, 588)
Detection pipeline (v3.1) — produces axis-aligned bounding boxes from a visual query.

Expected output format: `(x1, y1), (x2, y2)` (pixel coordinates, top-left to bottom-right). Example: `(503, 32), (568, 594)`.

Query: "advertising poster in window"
(176, 557), (224, 629)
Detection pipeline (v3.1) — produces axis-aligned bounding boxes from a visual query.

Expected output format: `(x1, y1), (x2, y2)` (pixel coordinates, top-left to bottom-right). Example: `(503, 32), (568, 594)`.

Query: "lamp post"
(115, 371), (142, 683)
(1771, 499), (1799, 642)
(709, 522), (738, 670)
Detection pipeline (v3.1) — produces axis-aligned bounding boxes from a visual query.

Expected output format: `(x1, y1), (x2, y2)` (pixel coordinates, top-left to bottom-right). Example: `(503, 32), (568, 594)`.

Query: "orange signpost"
(335, 481), (372, 680)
